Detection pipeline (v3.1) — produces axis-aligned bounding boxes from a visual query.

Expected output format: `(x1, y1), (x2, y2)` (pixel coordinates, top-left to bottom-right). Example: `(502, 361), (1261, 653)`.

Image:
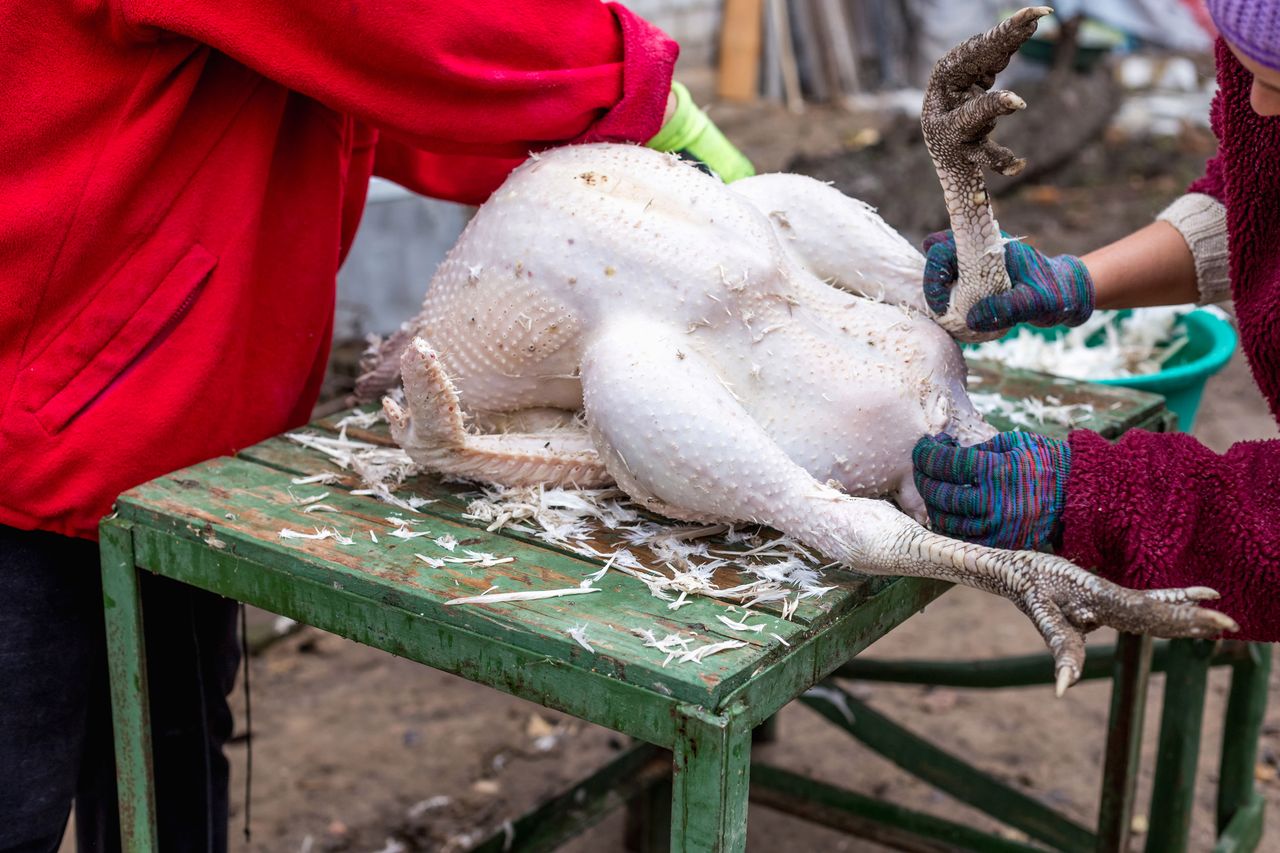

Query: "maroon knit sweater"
(1061, 41), (1280, 641)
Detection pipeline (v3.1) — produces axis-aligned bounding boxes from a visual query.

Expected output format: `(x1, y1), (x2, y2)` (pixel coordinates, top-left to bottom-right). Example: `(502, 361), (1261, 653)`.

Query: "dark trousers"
(0, 524), (240, 852)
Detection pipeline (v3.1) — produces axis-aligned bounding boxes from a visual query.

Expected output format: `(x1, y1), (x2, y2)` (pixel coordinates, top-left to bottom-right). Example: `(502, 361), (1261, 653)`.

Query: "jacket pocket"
(25, 242), (217, 435)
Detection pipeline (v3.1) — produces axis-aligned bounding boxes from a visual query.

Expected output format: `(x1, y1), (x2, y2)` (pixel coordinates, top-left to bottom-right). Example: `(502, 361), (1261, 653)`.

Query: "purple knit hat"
(1207, 0), (1280, 70)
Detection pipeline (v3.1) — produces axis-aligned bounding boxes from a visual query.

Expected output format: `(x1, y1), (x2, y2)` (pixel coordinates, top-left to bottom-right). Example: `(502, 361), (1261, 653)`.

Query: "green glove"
(646, 82), (755, 183)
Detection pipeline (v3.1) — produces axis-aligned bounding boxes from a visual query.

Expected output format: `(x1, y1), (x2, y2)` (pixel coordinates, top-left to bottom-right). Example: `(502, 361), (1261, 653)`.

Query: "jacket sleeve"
(117, 0), (677, 158)
(372, 135), (523, 207)
(1060, 429), (1280, 641)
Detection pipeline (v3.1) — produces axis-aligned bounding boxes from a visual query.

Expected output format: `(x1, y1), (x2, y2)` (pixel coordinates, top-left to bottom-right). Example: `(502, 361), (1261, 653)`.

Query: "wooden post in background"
(717, 0), (764, 102)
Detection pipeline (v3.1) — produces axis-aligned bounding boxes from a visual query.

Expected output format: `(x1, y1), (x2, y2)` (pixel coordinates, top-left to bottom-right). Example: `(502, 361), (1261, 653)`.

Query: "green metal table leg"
(802, 681), (1094, 852)
(1217, 642), (1272, 846)
(99, 520), (158, 853)
(750, 763), (1046, 852)
(832, 640), (1250, 689)
(669, 705), (751, 853)
(1145, 638), (1215, 853)
(471, 742), (669, 852)
(1097, 633), (1153, 853)
(1214, 793), (1265, 853)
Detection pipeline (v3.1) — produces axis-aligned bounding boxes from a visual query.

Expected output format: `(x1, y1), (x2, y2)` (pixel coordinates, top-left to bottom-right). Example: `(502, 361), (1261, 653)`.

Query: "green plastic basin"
(971, 309), (1238, 432)
(1095, 310), (1237, 430)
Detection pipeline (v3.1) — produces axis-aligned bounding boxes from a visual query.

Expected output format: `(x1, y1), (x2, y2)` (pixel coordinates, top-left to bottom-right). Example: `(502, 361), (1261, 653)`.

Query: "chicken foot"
(923, 6), (1053, 342)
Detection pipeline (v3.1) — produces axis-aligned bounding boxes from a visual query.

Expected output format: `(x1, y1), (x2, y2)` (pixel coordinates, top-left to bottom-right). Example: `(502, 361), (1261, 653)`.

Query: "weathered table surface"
(102, 360), (1176, 851)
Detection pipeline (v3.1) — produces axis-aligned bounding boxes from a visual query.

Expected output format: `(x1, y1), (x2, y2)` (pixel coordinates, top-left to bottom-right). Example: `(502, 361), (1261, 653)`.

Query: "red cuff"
(571, 3), (678, 146)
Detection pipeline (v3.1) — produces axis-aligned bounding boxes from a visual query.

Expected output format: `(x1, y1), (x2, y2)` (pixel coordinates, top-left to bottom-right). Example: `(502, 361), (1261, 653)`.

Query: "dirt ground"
(75, 86), (1280, 852)
(223, 588), (1280, 853)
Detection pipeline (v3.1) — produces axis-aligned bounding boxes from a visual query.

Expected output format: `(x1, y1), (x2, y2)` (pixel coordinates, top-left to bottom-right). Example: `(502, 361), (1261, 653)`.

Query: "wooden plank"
(723, 577), (949, 728)
(814, 0), (860, 98)
(238, 433), (865, 628)
(766, 0), (804, 113)
(127, 524), (682, 746)
(966, 360), (1166, 440)
(789, 0), (829, 102)
(760, 0), (782, 102)
(115, 457), (805, 705)
(717, 0), (765, 102)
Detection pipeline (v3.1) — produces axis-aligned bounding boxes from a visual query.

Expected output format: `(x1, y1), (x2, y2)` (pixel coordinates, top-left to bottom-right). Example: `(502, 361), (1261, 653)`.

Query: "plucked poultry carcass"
(362, 8), (1235, 694)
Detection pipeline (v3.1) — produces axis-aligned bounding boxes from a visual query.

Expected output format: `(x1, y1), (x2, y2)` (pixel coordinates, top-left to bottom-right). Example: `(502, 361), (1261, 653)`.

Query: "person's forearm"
(1061, 430), (1280, 642)
(1080, 221), (1200, 309)
(124, 0), (677, 158)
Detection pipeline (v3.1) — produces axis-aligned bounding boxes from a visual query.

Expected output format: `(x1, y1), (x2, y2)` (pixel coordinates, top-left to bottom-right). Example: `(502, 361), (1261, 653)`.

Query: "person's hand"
(647, 82), (754, 182)
(922, 230), (1094, 332)
(912, 431), (1071, 551)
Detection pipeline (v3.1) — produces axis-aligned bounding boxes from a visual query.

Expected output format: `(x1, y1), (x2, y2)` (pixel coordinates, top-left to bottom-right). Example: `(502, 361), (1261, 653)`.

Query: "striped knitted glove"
(922, 230), (1094, 332)
(912, 431), (1071, 551)
(647, 82), (755, 183)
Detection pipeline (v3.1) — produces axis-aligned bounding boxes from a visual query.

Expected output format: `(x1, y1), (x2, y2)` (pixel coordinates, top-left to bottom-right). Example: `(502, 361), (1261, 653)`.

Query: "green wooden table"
(100, 362), (1269, 852)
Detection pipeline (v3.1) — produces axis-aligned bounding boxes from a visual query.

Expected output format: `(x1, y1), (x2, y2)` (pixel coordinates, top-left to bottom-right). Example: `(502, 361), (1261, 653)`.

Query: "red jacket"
(1061, 42), (1280, 641)
(0, 1), (676, 539)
